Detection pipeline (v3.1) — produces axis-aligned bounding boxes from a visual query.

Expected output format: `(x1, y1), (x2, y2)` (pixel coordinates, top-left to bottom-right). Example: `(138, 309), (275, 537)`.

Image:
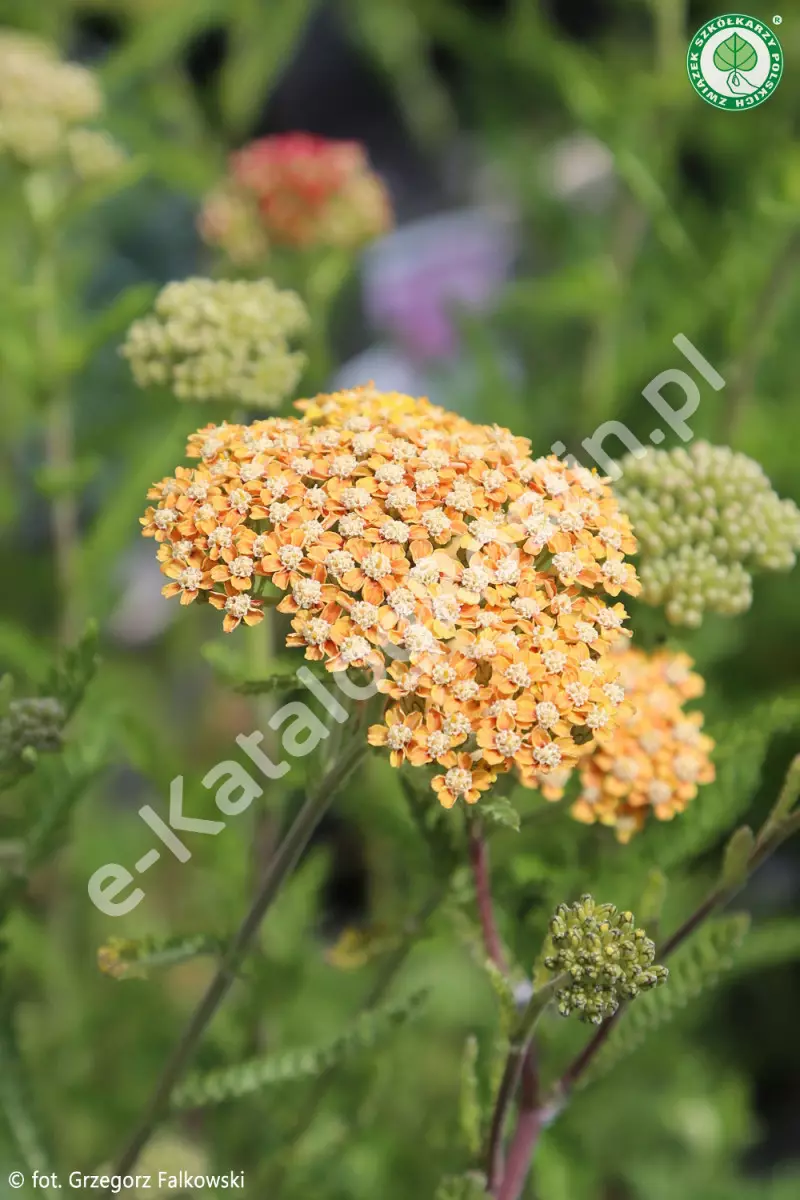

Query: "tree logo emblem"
(687, 14), (783, 110)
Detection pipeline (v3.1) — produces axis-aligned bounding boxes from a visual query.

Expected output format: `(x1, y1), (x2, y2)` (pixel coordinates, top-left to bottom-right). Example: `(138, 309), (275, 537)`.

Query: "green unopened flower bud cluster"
(544, 894), (667, 1025)
(0, 697), (65, 763)
(0, 31), (125, 178)
(615, 442), (800, 627)
(122, 278), (309, 408)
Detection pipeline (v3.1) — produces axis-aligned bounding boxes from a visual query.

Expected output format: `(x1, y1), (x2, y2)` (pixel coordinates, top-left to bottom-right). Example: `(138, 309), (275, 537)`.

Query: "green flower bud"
(616, 442), (800, 626)
(543, 894), (667, 1025)
(0, 697), (65, 762)
(121, 277), (309, 408)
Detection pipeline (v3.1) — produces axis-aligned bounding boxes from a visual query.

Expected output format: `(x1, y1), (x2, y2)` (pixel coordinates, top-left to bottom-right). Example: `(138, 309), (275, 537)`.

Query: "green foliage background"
(0, 2), (799, 1198)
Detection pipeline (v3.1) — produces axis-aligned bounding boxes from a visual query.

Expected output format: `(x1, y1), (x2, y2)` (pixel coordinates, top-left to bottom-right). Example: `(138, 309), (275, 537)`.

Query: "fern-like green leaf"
(43, 620), (99, 719)
(171, 989), (428, 1110)
(480, 797), (521, 833)
(482, 958), (517, 1032)
(0, 1008), (52, 1175)
(98, 933), (225, 980)
(25, 761), (100, 871)
(459, 1034), (482, 1157)
(582, 913), (750, 1085)
(435, 1172), (490, 1200)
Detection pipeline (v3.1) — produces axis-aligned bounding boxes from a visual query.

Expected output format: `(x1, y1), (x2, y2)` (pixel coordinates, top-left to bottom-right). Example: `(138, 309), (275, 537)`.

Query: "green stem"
(34, 222), (79, 644)
(106, 736), (367, 1191)
(302, 249), (351, 392)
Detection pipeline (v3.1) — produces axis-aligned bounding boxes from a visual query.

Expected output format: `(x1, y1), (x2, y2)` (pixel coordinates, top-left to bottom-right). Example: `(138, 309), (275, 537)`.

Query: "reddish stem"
(469, 823), (508, 973)
(468, 823), (542, 1196)
(496, 1108), (542, 1200)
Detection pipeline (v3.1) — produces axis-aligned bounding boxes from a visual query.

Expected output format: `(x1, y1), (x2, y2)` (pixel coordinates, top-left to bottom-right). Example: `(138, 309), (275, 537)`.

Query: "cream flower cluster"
(122, 278), (309, 407)
(0, 31), (123, 175)
(141, 387), (641, 808)
(615, 442), (800, 626)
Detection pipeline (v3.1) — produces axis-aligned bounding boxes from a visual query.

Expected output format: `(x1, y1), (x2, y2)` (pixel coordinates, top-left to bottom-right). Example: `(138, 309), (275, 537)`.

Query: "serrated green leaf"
(713, 33), (758, 74)
(480, 797), (520, 833)
(44, 620), (99, 719)
(0, 1008), (52, 1176)
(98, 933), (225, 980)
(171, 989), (428, 1109)
(234, 668), (310, 696)
(482, 957), (516, 1032)
(459, 1034), (482, 1157)
(764, 754), (800, 833)
(435, 1173), (490, 1200)
(24, 760), (100, 872)
(201, 639), (325, 695)
(582, 914), (750, 1085)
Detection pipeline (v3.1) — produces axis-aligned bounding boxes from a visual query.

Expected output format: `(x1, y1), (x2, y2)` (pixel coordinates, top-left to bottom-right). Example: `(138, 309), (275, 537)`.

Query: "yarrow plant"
(199, 132), (392, 263)
(122, 278), (309, 407)
(615, 442), (800, 627)
(3, 9), (800, 1200)
(119, 315), (800, 1200)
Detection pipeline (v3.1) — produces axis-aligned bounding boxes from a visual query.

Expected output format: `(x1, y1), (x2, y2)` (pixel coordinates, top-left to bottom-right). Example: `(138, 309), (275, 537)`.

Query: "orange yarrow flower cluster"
(199, 132), (392, 261)
(535, 644), (716, 841)
(141, 386), (641, 806)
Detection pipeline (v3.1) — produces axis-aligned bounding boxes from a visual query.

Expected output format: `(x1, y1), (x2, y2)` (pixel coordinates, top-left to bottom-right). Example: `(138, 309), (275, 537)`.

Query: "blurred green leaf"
(171, 989), (428, 1109)
(62, 282), (158, 377)
(98, 932), (225, 979)
(0, 1008), (52, 1177)
(584, 914), (751, 1085)
(101, 0), (228, 88)
(219, 0), (316, 139)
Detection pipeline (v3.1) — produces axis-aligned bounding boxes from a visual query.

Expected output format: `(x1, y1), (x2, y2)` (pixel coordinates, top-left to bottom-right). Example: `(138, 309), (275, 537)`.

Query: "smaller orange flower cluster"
(199, 132), (392, 262)
(141, 387), (642, 809)
(537, 645), (715, 841)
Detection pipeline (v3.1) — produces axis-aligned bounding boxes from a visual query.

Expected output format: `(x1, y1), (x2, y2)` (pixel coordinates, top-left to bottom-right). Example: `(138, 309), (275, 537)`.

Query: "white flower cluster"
(122, 278), (309, 408)
(0, 30), (125, 178)
(615, 442), (800, 626)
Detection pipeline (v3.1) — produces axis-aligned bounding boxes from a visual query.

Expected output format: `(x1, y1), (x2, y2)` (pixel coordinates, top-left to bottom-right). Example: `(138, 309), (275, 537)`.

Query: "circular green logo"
(687, 14), (784, 109)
